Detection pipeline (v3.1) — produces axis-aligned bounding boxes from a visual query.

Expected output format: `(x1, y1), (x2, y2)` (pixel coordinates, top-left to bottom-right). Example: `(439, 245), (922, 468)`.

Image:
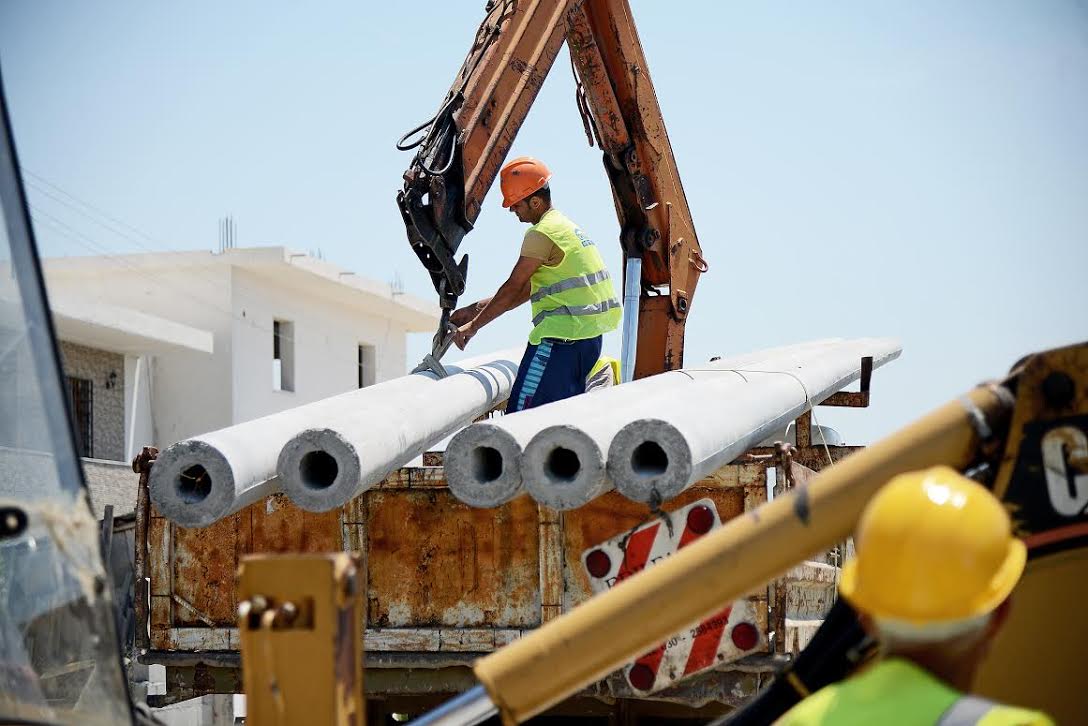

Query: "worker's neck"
(892, 648), (983, 693)
(527, 204), (552, 224)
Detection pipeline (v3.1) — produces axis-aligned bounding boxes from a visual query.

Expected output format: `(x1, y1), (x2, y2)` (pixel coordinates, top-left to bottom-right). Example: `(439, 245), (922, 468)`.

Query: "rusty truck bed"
(136, 421), (857, 721)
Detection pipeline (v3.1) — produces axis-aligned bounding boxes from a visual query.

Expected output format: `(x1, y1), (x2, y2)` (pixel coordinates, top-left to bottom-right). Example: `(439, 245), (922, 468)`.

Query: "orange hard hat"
(500, 156), (551, 208)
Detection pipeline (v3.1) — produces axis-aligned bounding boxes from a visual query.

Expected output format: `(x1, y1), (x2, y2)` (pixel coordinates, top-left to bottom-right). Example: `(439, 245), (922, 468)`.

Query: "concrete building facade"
(58, 340), (126, 461)
(41, 246), (437, 517)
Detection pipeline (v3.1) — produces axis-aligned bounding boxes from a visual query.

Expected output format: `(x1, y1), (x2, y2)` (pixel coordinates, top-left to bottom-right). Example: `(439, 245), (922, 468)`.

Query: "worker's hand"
(450, 302), (480, 327)
(453, 321), (477, 351)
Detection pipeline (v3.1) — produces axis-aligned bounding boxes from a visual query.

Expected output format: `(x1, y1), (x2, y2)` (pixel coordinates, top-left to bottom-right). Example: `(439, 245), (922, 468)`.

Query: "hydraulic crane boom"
(397, 0), (706, 377)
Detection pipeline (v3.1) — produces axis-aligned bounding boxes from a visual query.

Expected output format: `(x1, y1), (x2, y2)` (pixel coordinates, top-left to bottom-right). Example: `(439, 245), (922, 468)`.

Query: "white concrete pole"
(608, 339), (902, 503)
(448, 341), (844, 509)
(277, 348), (522, 512)
(149, 349), (516, 528)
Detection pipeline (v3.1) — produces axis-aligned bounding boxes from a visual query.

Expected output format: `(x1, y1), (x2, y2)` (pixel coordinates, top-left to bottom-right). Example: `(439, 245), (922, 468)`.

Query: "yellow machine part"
(978, 547), (1087, 724)
(977, 342), (1088, 725)
(237, 553), (365, 726)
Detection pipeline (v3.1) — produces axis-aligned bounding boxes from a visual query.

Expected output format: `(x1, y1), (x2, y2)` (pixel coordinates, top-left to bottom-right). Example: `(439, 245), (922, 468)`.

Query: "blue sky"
(1, 1), (1085, 442)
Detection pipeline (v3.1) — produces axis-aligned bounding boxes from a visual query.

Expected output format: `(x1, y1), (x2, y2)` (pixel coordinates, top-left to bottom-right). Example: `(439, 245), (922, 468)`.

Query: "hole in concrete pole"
(545, 447), (581, 483)
(177, 465), (212, 504)
(631, 441), (668, 477)
(299, 451), (339, 490)
(472, 446), (503, 483)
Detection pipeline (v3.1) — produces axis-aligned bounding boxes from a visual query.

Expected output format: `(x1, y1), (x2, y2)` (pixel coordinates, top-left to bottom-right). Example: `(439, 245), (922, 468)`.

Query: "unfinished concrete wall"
(59, 340), (125, 461)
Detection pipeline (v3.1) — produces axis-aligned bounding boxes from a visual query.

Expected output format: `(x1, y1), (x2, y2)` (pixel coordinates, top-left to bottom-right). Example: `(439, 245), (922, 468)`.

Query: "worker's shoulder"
(975, 703), (1055, 726)
(521, 228), (557, 260)
(522, 227), (552, 244)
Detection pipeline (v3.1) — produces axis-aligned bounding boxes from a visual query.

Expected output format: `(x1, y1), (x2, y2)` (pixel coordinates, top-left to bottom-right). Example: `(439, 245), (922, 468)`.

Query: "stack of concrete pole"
(149, 348), (520, 527)
(446, 338), (901, 509)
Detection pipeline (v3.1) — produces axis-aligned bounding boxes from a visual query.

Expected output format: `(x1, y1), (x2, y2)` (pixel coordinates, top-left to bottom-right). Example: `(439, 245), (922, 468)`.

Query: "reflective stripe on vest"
(937, 695), (997, 725)
(529, 268), (613, 304)
(532, 298), (621, 327)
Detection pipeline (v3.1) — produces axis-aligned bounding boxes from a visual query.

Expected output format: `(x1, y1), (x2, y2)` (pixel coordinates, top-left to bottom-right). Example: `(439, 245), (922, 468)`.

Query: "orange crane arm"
(397, 0), (706, 376)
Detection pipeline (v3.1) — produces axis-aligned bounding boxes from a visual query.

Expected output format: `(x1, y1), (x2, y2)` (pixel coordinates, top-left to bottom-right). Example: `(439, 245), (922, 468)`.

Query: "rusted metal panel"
(148, 515), (170, 597)
(366, 629), (441, 652)
(748, 444), (861, 472)
(375, 466), (447, 490)
(150, 598), (173, 650)
(739, 461), (771, 489)
(795, 411), (813, 447)
(366, 490), (540, 628)
(746, 593), (769, 636)
(696, 465), (743, 489)
(538, 505), (563, 622)
(250, 493), (341, 553)
(343, 495), (367, 525)
(409, 467), (448, 489)
(561, 488), (745, 611)
(361, 628), (524, 654)
(342, 522), (366, 554)
(163, 627), (232, 651)
(172, 512), (243, 626)
(151, 596), (171, 629)
(744, 482), (767, 513)
(439, 629), (497, 652)
(495, 630), (523, 648)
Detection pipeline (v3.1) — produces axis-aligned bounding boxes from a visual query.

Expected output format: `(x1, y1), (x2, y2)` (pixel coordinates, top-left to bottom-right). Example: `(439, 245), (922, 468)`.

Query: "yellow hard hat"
(839, 466), (1026, 624)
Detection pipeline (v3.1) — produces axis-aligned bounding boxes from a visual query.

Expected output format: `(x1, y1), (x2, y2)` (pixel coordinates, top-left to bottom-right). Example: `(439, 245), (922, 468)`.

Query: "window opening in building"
(358, 344), (376, 388)
(67, 376), (93, 458)
(273, 319), (295, 392)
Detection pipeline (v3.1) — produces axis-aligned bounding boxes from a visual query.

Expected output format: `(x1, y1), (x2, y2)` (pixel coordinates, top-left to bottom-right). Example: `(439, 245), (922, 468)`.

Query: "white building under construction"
(39, 245), (437, 517)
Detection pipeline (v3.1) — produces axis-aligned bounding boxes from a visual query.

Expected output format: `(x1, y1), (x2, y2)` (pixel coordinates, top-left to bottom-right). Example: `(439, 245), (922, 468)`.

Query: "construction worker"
(451, 156), (621, 412)
(780, 466), (1053, 726)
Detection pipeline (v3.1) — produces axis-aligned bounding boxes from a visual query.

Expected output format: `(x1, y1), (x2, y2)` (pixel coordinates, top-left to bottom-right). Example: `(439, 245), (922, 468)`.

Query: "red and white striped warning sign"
(580, 498), (764, 694)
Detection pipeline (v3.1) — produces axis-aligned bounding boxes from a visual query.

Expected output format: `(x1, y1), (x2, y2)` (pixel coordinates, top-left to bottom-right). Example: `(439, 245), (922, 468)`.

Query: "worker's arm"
(453, 256), (541, 350)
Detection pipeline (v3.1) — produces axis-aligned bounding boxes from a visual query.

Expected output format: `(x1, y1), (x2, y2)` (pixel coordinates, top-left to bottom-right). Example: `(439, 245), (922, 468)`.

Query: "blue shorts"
(507, 336), (603, 413)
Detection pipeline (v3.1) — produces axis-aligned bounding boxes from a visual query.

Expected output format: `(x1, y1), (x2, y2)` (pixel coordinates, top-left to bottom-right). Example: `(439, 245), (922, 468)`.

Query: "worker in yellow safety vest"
(779, 466), (1053, 726)
(451, 156), (621, 412)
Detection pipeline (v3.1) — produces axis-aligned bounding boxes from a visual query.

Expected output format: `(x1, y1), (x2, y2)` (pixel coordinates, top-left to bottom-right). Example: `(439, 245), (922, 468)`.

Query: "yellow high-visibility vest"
(527, 210), (621, 345)
(780, 658), (1053, 726)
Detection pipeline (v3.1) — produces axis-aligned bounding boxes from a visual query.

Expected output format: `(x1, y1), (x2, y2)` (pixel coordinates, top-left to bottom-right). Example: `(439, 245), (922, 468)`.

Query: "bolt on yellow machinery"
(237, 554), (365, 726)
